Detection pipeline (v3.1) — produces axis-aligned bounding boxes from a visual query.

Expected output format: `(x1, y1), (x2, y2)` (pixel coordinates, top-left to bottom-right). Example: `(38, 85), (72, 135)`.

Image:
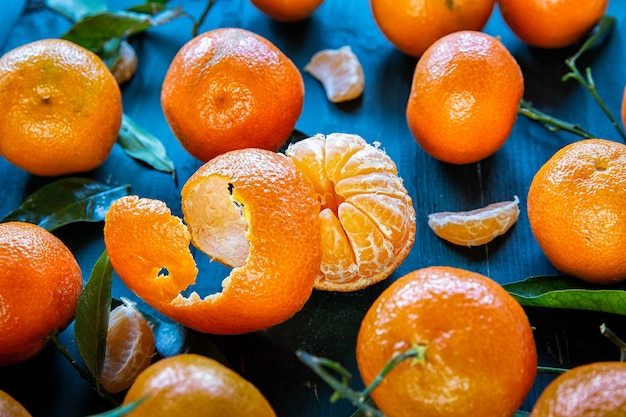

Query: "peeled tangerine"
(104, 149), (322, 335)
(285, 133), (416, 291)
(428, 196), (520, 247)
(304, 46), (364, 103)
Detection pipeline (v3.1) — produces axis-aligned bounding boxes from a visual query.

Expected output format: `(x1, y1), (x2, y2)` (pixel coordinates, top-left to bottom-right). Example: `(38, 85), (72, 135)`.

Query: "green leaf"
(0, 178), (130, 231)
(87, 398), (145, 417)
(127, 1), (170, 15)
(514, 412), (531, 417)
(503, 275), (626, 315)
(74, 251), (114, 383)
(45, 0), (108, 22)
(118, 114), (176, 177)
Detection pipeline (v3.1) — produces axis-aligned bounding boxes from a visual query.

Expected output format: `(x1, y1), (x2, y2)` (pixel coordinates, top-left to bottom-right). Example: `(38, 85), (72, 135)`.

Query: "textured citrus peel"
(104, 149), (321, 334)
(427, 196), (520, 247)
(304, 46), (364, 103)
(285, 133), (416, 291)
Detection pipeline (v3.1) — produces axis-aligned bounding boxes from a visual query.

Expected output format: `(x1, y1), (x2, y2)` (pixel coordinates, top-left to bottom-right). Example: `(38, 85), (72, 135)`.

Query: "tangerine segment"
(428, 196), (520, 247)
(357, 266), (537, 417)
(104, 149), (321, 335)
(285, 133), (416, 292)
(304, 46), (364, 103)
(99, 300), (156, 394)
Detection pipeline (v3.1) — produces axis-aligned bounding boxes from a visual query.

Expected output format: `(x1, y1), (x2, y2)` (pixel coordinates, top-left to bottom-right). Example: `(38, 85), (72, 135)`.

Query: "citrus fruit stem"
(537, 366), (568, 374)
(189, 0), (216, 37)
(48, 331), (121, 406)
(297, 345), (427, 416)
(517, 99), (595, 139)
(561, 16), (626, 142)
(600, 323), (626, 362)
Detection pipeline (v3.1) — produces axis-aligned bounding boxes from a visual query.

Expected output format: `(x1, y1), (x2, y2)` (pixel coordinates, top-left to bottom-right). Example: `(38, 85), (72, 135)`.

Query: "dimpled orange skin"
(370, 0), (495, 58)
(527, 139), (626, 284)
(406, 31), (523, 165)
(250, 0), (325, 22)
(104, 149), (321, 335)
(0, 39), (122, 176)
(0, 222), (83, 366)
(530, 362), (626, 416)
(161, 28), (304, 162)
(0, 389), (33, 417)
(356, 266), (537, 417)
(123, 354), (277, 417)
(498, 0), (608, 49)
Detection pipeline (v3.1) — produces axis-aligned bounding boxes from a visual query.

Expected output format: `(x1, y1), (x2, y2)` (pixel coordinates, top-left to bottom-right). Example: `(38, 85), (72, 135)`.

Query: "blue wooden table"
(2, 1), (626, 416)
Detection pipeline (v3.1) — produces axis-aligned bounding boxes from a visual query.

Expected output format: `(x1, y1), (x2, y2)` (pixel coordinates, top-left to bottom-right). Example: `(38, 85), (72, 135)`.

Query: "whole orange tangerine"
(370, 0), (496, 57)
(356, 266), (537, 417)
(161, 28), (304, 162)
(250, 0), (325, 22)
(0, 39), (122, 176)
(0, 222), (83, 366)
(527, 138), (626, 284)
(406, 30), (524, 164)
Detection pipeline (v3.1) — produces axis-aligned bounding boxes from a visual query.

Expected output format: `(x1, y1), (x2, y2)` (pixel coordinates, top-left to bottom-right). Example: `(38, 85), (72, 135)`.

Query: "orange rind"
(285, 133), (415, 291)
(104, 149), (321, 334)
(428, 196), (520, 246)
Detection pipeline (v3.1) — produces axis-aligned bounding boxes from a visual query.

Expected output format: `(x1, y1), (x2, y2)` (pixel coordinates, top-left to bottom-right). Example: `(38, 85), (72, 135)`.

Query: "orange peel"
(104, 149), (321, 334)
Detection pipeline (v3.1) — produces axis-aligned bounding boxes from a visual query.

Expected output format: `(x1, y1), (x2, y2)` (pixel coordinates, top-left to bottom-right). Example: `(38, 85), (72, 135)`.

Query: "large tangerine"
(104, 149), (321, 334)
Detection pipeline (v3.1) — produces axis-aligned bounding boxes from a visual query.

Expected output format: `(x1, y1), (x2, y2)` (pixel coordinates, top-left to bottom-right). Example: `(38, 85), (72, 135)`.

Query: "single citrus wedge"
(428, 196), (520, 246)
(285, 133), (415, 291)
(304, 46), (364, 103)
(98, 299), (155, 393)
(104, 149), (321, 334)
(0, 389), (32, 417)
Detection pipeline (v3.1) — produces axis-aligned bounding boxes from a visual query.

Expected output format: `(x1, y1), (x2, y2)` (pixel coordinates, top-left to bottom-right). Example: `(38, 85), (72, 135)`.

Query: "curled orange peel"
(104, 149), (321, 335)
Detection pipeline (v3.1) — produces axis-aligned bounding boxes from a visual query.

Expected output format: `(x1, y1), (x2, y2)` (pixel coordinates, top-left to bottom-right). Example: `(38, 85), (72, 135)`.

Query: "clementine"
(0, 389), (32, 417)
(98, 300), (155, 393)
(498, 0), (609, 48)
(0, 222), (83, 366)
(0, 38), (122, 176)
(250, 0), (324, 22)
(428, 196), (520, 247)
(285, 133), (416, 292)
(370, 0), (496, 57)
(527, 138), (626, 284)
(530, 362), (626, 416)
(356, 266), (537, 417)
(406, 30), (524, 164)
(104, 149), (321, 334)
(123, 354), (276, 417)
(161, 28), (304, 162)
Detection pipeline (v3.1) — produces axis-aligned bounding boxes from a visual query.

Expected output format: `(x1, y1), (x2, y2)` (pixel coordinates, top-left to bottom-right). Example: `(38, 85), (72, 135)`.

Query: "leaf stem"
(600, 323), (626, 362)
(297, 345), (427, 417)
(537, 365), (568, 374)
(191, 0), (216, 38)
(517, 99), (596, 139)
(49, 332), (120, 406)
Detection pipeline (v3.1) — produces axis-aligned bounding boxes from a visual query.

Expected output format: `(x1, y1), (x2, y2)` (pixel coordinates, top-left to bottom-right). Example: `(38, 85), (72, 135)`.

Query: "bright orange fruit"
(0, 222), (83, 366)
(98, 300), (155, 393)
(428, 196), (520, 246)
(370, 0), (496, 57)
(161, 28), (304, 162)
(406, 30), (524, 164)
(104, 149), (321, 334)
(285, 133), (416, 292)
(250, 0), (325, 22)
(0, 389), (32, 417)
(356, 266), (537, 417)
(123, 354), (277, 417)
(498, 0), (608, 48)
(527, 139), (626, 284)
(531, 362), (626, 416)
(0, 39), (122, 176)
